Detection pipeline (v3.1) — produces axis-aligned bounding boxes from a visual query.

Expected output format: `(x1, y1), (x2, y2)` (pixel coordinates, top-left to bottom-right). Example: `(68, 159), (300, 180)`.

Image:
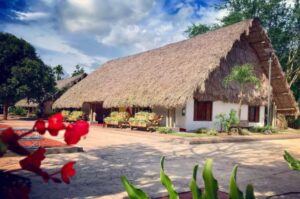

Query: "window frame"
(248, 106), (260, 123)
(193, 100), (213, 121)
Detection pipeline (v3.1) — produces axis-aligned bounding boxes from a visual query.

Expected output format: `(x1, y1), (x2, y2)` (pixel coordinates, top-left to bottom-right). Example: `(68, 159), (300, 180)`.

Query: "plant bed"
(156, 190), (229, 199)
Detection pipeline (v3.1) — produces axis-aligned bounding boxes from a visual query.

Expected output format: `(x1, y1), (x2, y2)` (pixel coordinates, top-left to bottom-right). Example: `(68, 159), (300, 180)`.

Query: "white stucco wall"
(180, 100), (265, 131)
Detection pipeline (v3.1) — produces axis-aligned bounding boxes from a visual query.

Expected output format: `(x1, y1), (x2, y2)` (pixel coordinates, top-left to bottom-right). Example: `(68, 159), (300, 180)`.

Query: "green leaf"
(189, 165), (202, 199)
(202, 159), (219, 199)
(284, 150), (300, 171)
(160, 156), (179, 199)
(120, 176), (149, 199)
(229, 165), (243, 199)
(245, 184), (255, 199)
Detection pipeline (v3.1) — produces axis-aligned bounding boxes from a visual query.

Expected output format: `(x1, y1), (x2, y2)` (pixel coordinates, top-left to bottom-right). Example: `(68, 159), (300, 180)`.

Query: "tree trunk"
(237, 88), (244, 121)
(3, 101), (9, 120)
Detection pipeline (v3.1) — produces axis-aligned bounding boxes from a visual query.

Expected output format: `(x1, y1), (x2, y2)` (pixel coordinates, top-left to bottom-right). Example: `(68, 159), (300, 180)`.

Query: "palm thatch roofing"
(53, 19), (298, 115)
(15, 73), (87, 108)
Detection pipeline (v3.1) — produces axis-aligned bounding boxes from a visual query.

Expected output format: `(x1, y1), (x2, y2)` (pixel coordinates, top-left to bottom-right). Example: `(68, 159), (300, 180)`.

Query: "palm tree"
(53, 65), (64, 80)
(223, 64), (260, 120)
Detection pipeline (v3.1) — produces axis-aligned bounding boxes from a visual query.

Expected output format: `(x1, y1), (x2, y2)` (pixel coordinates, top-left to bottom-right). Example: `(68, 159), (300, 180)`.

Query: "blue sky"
(0, 0), (228, 76)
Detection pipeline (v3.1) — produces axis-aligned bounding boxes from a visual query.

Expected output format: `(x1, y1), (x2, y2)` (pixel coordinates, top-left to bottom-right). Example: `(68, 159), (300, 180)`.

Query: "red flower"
(19, 147), (49, 182)
(75, 120), (89, 136)
(61, 161), (76, 184)
(34, 120), (46, 135)
(0, 128), (29, 156)
(47, 113), (65, 136)
(0, 128), (19, 144)
(64, 120), (89, 145)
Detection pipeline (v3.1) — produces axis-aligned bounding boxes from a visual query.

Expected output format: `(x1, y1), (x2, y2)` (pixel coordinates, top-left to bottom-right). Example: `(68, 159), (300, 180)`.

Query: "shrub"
(207, 128), (218, 136)
(195, 128), (209, 134)
(156, 127), (174, 134)
(216, 110), (239, 132)
(250, 125), (277, 134)
(239, 129), (251, 135)
(9, 106), (27, 116)
(67, 111), (84, 122)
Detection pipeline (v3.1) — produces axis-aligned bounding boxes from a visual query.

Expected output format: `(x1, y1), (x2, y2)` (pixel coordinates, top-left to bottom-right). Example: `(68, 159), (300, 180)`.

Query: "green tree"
(71, 64), (85, 77)
(0, 33), (56, 120)
(185, 0), (300, 105)
(223, 64), (260, 120)
(53, 64), (64, 80)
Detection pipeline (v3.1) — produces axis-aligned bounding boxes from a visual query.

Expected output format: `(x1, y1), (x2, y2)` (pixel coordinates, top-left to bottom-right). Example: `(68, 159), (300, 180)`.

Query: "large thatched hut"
(16, 73), (87, 115)
(53, 19), (298, 131)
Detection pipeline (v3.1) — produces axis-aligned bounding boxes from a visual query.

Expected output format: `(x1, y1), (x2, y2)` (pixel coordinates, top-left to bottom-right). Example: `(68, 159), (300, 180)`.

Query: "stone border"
(96, 126), (300, 145)
(189, 134), (300, 144)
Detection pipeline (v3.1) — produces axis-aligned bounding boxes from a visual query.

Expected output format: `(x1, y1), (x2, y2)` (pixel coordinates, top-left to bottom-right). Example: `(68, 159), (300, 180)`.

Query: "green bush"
(216, 110), (239, 132)
(121, 157), (255, 199)
(9, 106), (27, 116)
(67, 111), (84, 121)
(104, 111), (130, 125)
(250, 125), (277, 133)
(239, 129), (251, 135)
(207, 128), (218, 136)
(195, 128), (209, 134)
(156, 127), (174, 134)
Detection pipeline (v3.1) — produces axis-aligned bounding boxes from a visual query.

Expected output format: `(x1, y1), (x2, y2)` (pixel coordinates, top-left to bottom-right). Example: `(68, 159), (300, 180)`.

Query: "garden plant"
(121, 157), (255, 199)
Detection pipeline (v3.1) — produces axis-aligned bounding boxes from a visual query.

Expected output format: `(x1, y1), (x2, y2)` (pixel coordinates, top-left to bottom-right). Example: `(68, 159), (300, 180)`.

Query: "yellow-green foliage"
(61, 110), (70, 118)
(129, 112), (158, 127)
(104, 111), (129, 124)
(68, 111), (83, 121)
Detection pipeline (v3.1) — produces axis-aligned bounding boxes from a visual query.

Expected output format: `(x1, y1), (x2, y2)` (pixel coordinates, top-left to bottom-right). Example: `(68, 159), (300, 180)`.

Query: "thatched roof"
(15, 73), (87, 108)
(53, 19), (298, 115)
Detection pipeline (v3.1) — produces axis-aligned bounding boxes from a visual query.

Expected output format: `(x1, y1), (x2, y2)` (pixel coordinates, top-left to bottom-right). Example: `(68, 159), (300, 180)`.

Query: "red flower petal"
(75, 120), (89, 136)
(61, 161), (76, 184)
(0, 128), (19, 144)
(64, 120), (89, 145)
(19, 147), (50, 182)
(34, 120), (46, 135)
(0, 128), (29, 156)
(20, 147), (46, 172)
(64, 124), (80, 145)
(48, 113), (65, 136)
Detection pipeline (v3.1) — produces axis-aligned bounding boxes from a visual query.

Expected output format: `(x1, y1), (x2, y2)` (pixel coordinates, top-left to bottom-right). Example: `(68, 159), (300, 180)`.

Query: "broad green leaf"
(160, 156), (179, 199)
(120, 176), (149, 199)
(229, 165), (243, 199)
(284, 150), (300, 171)
(202, 159), (219, 199)
(189, 165), (202, 199)
(245, 184), (255, 199)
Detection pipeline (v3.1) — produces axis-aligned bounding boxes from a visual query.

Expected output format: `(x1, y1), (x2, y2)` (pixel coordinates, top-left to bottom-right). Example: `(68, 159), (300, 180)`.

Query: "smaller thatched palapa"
(15, 73), (87, 108)
(53, 19), (298, 115)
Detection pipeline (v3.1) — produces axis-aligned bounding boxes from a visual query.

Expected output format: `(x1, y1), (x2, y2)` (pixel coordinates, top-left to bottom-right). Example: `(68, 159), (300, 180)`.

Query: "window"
(194, 100), (212, 121)
(248, 106), (260, 122)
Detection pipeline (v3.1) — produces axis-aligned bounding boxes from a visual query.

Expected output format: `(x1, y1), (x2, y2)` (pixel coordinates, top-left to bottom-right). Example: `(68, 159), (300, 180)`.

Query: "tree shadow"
(26, 140), (300, 199)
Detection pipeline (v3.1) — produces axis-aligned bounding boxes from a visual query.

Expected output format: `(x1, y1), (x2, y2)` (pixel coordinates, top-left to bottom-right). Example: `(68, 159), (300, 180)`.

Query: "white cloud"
(4, 24), (109, 74)
(59, 0), (155, 32)
(95, 3), (228, 53)
(14, 11), (49, 21)
(3, 0), (231, 74)
(196, 7), (229, 25)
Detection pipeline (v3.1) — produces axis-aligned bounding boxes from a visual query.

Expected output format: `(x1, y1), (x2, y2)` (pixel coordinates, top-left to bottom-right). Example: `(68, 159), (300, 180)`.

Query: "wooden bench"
(229, 120), (250, 134)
